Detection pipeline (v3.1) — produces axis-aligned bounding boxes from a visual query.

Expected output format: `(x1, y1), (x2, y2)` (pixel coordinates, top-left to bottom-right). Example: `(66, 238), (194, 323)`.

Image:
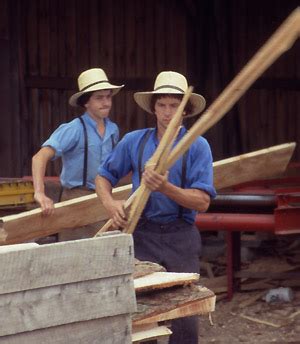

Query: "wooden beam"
(0, 184), (131, 245)
(213, 142), (296, 190)
(0, 142), (295, 245)
(0, 234), (134, 294)
(134, 272), (199, 293)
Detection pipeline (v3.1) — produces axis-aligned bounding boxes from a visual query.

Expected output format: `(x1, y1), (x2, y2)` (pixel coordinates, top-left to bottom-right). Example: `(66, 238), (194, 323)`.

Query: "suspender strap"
(178, 150), (188, 218)
(78, 116), (88, 187)
(111, 135), (116, 149)
(138, 129), (152, 183)
(137, 128), (188, 218)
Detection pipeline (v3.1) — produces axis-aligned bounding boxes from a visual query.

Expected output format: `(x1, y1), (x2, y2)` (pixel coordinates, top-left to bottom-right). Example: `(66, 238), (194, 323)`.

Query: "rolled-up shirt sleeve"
(189, 137), (217, 198)
(42, 122), (80, 159)
(98, 134), (132, 187)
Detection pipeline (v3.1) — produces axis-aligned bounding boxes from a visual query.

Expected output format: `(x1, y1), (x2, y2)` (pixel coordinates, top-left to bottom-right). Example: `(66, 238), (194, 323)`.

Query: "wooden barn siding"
(19, 0), (188, 177)
(187, 0), (300, 162)
(0, 0), (299, 177)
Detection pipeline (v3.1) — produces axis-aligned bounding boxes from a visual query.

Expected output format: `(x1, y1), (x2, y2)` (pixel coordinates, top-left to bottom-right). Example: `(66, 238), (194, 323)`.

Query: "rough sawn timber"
(133, 284), (215, 326)
(213, 142), (296, 190)
(0, 233), (136, 343)
(0, 184), (131, 245)
(0, 142), (295, 245)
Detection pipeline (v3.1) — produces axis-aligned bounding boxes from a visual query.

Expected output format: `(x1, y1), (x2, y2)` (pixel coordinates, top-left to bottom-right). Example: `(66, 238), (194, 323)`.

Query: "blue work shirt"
(43, 113), (119, 189)
(98, 127), (216, 224)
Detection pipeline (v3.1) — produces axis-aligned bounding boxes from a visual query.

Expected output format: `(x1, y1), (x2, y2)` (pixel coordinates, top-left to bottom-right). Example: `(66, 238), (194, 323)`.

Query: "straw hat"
(134, 71), (206, 117)
(69, 68), (124, 107)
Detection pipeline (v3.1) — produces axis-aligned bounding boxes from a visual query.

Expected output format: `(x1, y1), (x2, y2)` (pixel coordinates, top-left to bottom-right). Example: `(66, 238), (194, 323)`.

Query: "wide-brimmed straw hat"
(134, 71), (206, 117)
(69, 68), (124, 107)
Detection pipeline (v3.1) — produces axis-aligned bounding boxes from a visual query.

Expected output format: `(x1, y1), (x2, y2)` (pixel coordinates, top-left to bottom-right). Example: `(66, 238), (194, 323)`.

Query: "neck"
(87, 112), (105, 126)
(86, 112), (106, 137)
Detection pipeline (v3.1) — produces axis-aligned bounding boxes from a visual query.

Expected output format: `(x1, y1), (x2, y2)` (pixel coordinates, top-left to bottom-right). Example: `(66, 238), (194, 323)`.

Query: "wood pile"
(132, 260), (216, 342)
(0, 233), (136, 344)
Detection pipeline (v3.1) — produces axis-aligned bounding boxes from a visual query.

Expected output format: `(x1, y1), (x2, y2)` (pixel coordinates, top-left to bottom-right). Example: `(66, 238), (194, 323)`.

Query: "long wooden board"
(134, 272), (199, 293)
(0, 184), (131, 245)
(0, 234), (134, 294)
(0, 275), (135, 337)
(0, 142), (295, 245)
(0, 315), (132, 344)
(213, 142), (296, 190)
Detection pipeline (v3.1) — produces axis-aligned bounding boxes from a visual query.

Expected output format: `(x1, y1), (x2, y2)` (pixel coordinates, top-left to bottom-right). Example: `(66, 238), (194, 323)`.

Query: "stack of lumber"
(132, 260), (216, 342)
(0, 233), (136, 344)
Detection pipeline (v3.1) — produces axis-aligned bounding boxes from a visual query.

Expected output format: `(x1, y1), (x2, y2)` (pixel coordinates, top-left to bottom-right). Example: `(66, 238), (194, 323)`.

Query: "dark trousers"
(133, 219), (202, 344)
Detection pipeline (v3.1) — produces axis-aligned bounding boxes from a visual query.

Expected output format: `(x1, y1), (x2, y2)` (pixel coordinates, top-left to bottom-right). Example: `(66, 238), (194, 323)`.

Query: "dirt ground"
(197, 235), (300, 343)
(198, 290), (300, 343)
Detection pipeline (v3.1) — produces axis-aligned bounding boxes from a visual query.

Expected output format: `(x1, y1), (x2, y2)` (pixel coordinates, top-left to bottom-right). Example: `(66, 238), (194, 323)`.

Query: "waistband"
(136, 218), (194, 233)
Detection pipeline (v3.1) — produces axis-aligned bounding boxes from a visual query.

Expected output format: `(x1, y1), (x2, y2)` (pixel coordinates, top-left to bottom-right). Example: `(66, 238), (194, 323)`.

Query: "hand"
(142, 168), (169, 192)
(103, 199), (127, 229)
(34, 192), (54, 216)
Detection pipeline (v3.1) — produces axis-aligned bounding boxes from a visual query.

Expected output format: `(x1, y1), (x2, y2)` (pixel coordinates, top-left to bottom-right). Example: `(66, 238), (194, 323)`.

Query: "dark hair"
(149, 94), (194, 116)
(77, 92), (93, 108)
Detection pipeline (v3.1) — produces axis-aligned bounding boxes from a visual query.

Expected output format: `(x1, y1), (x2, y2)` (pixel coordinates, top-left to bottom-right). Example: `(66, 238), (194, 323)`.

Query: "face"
(154, 96), (182, 132)
(84, 90), (113, 121)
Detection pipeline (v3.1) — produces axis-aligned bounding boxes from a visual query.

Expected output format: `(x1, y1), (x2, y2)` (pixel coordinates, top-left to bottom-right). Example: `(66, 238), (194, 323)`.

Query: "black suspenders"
(78, 116), (116, 187)
(137, 129), (188, 218)
(78, 116), (88, 187)
(138, 129), (153, 182)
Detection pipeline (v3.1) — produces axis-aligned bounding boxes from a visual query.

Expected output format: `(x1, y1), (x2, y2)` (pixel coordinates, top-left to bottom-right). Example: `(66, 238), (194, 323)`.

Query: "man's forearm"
(95, 175), (114, 204)
(160, 182), (210, 212)
(32, 148), (54, 194)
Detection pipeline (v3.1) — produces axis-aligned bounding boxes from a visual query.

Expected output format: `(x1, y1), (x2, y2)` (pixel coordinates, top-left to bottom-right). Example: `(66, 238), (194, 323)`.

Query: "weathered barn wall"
(187, 0), (300, 161)
(0, 0), (299, 177)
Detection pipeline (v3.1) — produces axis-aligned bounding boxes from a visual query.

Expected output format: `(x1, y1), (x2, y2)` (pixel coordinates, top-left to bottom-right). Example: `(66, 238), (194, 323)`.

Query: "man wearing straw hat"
(96, 71), (216, 343)
(32, 68), (123, 240)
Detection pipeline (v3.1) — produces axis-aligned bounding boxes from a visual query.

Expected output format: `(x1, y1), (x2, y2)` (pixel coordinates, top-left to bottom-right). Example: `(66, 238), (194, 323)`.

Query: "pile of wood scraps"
(132, 260), (216, 342)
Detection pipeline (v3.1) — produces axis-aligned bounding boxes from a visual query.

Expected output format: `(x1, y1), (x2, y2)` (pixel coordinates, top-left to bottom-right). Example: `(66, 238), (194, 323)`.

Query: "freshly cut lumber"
(134, 259), (166, 279)
(133, 284), (215, 325)
(132, 324), (172, 343)
(134, 272), (199, 293)
(0, 184), (131, 245)
(0, 142), (295, 245)
(213, 142), (296, 190)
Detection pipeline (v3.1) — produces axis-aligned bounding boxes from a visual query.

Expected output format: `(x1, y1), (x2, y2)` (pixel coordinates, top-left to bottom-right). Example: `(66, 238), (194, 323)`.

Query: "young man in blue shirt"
(96, 71), (216, 343)
(32, 68), (123, 240)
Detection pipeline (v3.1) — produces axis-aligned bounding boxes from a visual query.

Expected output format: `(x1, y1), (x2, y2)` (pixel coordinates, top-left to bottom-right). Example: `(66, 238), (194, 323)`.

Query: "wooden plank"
(134, 272), (199, 293)
(0, 143), (294, 244)
(133, 259), (166, 279)
(133, 285), (215, 326)
(0, 184), (131, 245)
(213, 142), (296, 190)
(0, 315), (131, 344)
(0, 234), (134, 294)
(132, 324), (172, 343)
(0, 275), (135, 336)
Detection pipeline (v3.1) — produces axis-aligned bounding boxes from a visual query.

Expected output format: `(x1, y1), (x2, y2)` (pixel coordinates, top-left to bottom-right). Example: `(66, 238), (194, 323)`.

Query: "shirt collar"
(153, 126), (186, 145)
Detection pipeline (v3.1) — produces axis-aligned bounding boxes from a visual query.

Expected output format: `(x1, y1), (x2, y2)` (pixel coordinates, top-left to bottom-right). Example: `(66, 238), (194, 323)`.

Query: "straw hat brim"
(134, 89), (206, 117)
(69, 82), (124, 107)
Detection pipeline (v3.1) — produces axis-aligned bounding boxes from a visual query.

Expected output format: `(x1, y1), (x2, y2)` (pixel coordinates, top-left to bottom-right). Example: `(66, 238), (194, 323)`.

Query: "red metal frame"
(196, 178), (300, 300)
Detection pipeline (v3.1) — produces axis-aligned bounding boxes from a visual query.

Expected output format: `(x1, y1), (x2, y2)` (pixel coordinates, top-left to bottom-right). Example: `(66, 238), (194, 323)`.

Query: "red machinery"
(195, 175), (300, 299)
